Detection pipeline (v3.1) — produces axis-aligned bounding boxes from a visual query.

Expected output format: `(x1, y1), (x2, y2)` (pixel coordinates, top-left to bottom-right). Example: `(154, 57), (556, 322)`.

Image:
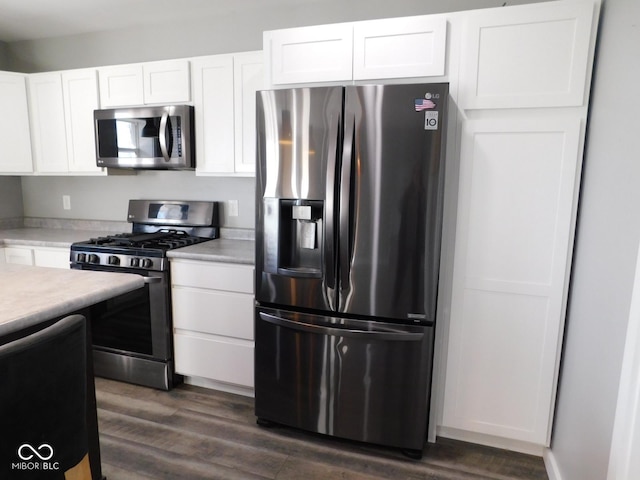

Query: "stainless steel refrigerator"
(254, 83), (448, 458)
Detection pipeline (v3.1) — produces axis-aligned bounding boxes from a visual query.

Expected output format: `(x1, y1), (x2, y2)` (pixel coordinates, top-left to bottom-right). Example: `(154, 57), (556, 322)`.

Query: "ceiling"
(0, 0), (319, 42)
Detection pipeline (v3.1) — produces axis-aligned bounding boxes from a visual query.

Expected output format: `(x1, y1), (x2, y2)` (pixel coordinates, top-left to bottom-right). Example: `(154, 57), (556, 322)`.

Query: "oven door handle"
(143, 276), (162, 284)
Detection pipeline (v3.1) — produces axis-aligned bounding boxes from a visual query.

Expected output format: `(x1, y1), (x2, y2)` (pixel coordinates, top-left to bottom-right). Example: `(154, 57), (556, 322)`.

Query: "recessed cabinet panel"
(28, 73), (68, 173)
(443, 116), (582, 445)
(172, 287), (254, 340)
(459, 1), (595, 109)
(192, 55), (235, 174)
(0, 73), (33, 174)
(98, 64), (144, 107)
(268, 23), (353, 85)
(62, 69), (103, 174)
(174, 333), (254, 387)
(353, 15), (447, 80)
(234, 52), (263, 174)
(143, 59), (190, 104)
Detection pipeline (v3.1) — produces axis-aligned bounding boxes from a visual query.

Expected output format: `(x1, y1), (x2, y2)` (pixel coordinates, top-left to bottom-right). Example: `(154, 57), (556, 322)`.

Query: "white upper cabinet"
(353, 15), (447, 80)
(192, 54), (235, 174)
(0, 72), (33, 174)
(264, 15), (448, 86)
(233, 51), (264, 174)
(27, 73), (68, 173)
(143, 59), (191, 104)
(266, 23), (353, 85)
(98, 64), (144, 107)
(28, 69), (104, 175)
(62, 69), (102, 174)
(99, 59), (190, 107)
(459, 1), (596, 109)
(192, 51), (263, 176)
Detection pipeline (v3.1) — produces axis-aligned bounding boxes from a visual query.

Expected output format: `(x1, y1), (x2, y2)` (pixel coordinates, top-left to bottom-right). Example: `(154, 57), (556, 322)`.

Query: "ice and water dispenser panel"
(262, 198), (323, 278)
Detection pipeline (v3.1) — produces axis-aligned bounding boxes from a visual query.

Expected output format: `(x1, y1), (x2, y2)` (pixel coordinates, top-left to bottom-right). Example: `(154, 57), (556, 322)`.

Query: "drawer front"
(33, 247), (70, 269)
(174, 333), (254, 388)
(171, 261), (253, 293)
(4, 247), (34, 265)
(172, 287), (254, 339)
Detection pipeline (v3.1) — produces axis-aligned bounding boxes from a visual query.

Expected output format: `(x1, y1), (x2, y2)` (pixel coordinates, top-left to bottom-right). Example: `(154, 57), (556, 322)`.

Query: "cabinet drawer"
(174, 333), (254, 388)
(172, 287), (254, 339)
(171, 261), (253, 293)
(4, 247), (34, 265)
(33, 247), (69, 269)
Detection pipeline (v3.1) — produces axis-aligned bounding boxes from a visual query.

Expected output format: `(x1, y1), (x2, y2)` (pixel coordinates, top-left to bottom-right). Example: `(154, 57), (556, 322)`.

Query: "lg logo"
(18, 443), (54, 461)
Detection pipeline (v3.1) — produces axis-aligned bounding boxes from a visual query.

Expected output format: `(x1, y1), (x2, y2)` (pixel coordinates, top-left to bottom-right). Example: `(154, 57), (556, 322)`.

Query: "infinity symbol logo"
(17, 443), (54, 461)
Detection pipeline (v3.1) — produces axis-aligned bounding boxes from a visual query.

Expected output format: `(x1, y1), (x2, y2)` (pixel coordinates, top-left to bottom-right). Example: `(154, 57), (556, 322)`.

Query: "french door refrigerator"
(254, 83), (448, 458)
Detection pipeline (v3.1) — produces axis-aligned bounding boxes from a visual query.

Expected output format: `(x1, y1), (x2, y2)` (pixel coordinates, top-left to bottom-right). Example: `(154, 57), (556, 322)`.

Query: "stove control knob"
(130, 257), (140, 268)
(88, 254), (100, 264)
(141, 258), (153, 269)
(108, 255), (120, 266)
(77, 253), (86, 263)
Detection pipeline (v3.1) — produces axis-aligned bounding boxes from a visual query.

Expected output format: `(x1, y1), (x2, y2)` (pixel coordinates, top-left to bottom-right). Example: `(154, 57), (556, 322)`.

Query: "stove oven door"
(71, 264), (176, 389)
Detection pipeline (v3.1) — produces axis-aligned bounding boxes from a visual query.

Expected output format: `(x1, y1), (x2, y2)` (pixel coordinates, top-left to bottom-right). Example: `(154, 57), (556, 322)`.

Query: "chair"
(0, 314), (93, 479)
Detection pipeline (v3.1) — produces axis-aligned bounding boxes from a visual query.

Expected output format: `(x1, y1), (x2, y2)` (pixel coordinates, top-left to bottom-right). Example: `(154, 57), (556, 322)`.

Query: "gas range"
(70, 199), (219, 390)
(71, 229), (212, 271)
(70, 200), (219, 272)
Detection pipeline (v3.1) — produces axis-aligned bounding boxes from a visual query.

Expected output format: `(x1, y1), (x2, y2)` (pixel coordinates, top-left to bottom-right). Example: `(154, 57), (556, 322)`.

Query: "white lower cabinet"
(170, 260), (254, 394)
(4, 246), (69, 268)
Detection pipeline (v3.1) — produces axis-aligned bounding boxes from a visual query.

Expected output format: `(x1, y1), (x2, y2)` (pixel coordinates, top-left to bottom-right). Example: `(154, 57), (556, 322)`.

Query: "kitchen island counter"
(0, 263), (144, 336)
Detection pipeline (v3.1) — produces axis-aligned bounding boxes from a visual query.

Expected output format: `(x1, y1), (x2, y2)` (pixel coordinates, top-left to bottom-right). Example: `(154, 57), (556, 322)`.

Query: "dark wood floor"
(94, 378), (548, 480)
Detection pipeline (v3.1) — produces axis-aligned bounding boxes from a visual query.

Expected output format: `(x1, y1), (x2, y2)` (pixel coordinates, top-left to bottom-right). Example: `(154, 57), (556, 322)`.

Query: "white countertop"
(0, 263), (145, 336)
(167, 238), (254, 265)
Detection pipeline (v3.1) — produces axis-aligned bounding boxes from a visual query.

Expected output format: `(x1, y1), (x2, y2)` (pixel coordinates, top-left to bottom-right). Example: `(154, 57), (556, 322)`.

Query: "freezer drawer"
(254, 306), (434, 453)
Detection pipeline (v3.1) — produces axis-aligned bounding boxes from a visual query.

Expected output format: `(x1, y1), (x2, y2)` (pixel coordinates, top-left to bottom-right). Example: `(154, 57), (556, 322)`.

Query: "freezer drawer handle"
(259, 312), (425, 341)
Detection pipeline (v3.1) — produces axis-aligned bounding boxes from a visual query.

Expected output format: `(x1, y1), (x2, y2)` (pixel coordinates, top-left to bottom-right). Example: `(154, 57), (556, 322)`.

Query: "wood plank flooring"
(95, 378), (548, 480)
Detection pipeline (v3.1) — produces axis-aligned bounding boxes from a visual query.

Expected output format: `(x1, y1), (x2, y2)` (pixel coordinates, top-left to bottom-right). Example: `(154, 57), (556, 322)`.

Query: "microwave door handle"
(159, 112), (171, 161)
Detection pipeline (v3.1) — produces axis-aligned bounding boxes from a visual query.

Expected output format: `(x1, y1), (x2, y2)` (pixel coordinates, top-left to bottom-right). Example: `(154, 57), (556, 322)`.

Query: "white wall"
(549, 0), (640, 478)
(4, 0), (546, 230)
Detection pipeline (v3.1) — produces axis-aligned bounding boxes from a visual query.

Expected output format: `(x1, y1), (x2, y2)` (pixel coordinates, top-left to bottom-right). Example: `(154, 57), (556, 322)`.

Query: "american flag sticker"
(414, 98), (436, 111)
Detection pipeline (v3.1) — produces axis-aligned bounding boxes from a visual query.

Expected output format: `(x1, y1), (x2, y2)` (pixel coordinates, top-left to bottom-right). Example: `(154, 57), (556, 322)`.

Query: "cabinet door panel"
(234, 52), (263, 174)
(459, 1), (596, 109)
(443, 116), (582, 445)
(192, 55), (235, 174)
(353, 15), (447, 80)
(0, 73), (33, 174)
(267, 23), (353, 85)
(4, 247), (34, 265)
(33, 248), (70, 269)
(98, 65), (144, 107)
(62, 69), (103, 174)
(172, 287), (254, 340)
(143, 59), (190, 104)
(174, 333), (254, 387)
(171, 261), (253, 293)
(28, 73), (68, 173)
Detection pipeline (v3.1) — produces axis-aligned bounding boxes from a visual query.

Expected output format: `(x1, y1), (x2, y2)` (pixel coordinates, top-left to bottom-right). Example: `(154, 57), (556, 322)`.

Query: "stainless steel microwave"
(94, 105), (194, 170)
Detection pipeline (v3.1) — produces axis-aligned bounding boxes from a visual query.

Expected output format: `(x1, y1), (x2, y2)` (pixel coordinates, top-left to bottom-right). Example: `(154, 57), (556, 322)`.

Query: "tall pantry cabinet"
(438, 0), (599, 452)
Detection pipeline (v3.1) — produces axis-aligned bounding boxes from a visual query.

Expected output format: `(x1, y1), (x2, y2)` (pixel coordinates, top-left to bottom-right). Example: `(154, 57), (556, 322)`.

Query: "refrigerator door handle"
(259, 312), (425, 341)
(339, 115), (355, 296)
(324, 112), (341, 294)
